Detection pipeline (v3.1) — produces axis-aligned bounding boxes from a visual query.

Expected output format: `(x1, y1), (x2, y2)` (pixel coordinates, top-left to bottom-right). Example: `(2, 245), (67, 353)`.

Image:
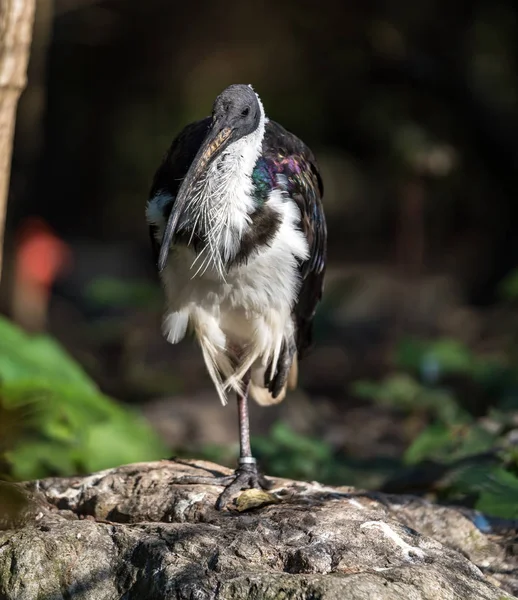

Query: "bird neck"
(189, 115), (267, 277)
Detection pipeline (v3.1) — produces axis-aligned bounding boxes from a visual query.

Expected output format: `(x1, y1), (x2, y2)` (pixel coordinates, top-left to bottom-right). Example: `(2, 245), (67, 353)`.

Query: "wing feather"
(147, 117), (211, 266)
(262, 120), (327, 358)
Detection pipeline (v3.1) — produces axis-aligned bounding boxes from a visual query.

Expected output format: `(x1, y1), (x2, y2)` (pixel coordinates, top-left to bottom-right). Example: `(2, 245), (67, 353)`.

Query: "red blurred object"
(12, 217), (72, 331)
(15, 217), (71, 289)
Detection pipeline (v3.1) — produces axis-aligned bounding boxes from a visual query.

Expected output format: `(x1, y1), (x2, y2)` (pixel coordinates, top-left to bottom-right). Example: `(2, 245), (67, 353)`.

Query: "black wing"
(262, 120), (327, 359)
(147, 117), (211, 265)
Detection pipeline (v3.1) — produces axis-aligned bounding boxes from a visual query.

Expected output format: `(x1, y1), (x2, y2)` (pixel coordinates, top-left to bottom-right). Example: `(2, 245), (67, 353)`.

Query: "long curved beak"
(158, 123), (233, 272)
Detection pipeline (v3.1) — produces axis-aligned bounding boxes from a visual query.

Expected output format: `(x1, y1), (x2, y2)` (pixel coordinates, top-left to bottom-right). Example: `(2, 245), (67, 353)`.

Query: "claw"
(173, 462), (272, 510)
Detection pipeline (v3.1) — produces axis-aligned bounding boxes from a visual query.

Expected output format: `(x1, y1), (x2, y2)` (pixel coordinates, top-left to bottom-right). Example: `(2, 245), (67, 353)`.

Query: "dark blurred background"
(2, 0), (518, 516)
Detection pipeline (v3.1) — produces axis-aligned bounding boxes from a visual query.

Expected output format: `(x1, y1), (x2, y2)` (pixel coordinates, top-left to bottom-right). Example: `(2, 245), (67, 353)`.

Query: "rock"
(0, 459), (516, 599)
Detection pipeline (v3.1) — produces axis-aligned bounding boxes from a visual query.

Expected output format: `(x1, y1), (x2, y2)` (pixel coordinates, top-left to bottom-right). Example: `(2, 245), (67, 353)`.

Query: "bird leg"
(215, 371), (272, 508)
(171, 370), (272, 510)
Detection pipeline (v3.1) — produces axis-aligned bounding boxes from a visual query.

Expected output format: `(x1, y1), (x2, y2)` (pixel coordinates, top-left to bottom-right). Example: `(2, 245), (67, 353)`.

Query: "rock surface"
(0, 459), (517, 599)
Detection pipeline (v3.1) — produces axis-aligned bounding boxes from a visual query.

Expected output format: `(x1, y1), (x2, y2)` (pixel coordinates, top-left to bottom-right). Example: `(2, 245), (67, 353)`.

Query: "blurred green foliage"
(0, 316), (167, 481)
(85, 277), (161, 311)
(252, 421), (355, 483)
(190, 421), (364, 488)
(188, 329), (518, 519)
(498, 267), (518, 301)
(354, 335), (518, 519)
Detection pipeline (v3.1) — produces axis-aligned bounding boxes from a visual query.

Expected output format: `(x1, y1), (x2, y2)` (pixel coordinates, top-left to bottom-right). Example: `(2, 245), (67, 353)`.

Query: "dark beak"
(157, 123), (233, 272)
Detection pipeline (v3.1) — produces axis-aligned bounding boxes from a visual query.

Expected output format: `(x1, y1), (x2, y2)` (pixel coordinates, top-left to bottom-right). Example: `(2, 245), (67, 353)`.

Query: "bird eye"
(241, 107), (250, 117)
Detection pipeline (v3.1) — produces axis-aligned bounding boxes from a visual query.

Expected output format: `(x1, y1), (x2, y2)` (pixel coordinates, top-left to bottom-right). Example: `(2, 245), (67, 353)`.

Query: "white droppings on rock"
(45, 469), (116, 502)
(174, 492), (206, 521)
(361, 520), (425, 561)
(302, 482), (352, 498)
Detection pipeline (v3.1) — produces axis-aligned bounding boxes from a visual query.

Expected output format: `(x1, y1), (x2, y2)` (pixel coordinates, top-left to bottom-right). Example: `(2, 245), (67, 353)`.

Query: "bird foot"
(173, 459), (272, 510)
(215, 460), (273, 510)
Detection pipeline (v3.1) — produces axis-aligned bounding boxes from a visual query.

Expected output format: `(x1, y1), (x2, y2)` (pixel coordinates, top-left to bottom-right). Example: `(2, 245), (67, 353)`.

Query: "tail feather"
(198, 339), (232, 405)
(193, 315), (239, 405)
(193, 311), (298, 406)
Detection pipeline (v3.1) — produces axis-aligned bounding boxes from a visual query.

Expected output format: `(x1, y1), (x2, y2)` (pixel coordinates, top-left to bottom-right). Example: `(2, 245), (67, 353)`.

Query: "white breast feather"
(156, 189), (308, 405)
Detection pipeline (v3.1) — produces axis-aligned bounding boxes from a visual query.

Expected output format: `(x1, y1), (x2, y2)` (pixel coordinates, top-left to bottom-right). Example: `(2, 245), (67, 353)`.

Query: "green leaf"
(353, 373), (466, 423)
(449, 425), (497, 461)
(404, 421), (496, 465)
(0, 316), (96, 393)
(84, 277), (160, 309)
(425, 339), (473, 374)
(404, 423), (453, 464)
(477, 487), (518, 519)
(0, 317), (169, 481)
(84, 416), (166, 472)
(351, 380), (384, 401)
(452, 465), (518, 519)
(5, 441), (78, 480)
(394, 337), (427, 372)
(395, 337), (474, 376)
(353, 373), (422, 406)
(252, 421), (336, 481)
(499, 268), (518, 300)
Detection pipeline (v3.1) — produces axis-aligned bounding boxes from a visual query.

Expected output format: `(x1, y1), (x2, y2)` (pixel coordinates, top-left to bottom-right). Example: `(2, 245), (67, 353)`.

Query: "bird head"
(158, 84), (265, 272)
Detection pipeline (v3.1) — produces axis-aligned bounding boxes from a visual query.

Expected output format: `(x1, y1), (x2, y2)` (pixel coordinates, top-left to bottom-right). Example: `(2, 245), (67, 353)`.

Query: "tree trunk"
(0, 0), (36, 281)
